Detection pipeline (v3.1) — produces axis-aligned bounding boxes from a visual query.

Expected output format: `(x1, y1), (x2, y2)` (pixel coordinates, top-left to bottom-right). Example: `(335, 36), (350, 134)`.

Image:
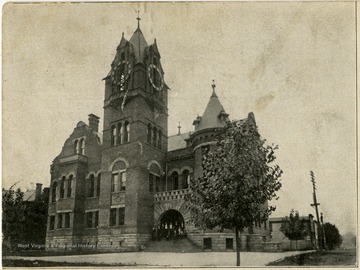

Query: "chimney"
(35, 183), (42, 202)
(88, 114), (100, 132)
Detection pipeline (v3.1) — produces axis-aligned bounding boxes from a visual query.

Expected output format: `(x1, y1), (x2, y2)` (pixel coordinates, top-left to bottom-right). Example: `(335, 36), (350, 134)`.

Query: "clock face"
(147, 64), (164, 91)
(111, 61), (131, 87)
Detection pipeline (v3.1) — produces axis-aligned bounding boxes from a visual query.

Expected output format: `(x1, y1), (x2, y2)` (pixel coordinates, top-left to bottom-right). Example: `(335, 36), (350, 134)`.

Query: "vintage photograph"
(2, 1), (357, 267)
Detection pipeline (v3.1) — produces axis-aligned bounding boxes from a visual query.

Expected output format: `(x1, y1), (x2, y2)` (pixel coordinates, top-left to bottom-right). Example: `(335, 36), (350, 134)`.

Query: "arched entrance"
(157, 209), (185, 240)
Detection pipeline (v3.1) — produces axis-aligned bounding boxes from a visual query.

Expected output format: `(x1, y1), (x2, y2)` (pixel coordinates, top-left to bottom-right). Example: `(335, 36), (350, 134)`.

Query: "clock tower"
(98, 18), (169, 247)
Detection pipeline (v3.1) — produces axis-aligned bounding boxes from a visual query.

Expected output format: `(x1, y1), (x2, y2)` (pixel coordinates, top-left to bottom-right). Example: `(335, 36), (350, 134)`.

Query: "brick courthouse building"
(46, 20), (270, 251)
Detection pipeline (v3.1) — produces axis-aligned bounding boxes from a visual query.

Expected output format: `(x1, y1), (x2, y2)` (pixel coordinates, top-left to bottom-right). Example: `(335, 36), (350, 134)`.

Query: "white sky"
(2, 2), (357, 235)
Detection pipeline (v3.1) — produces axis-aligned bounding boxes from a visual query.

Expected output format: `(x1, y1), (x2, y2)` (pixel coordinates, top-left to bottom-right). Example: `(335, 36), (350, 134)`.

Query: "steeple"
(193, 80), (229, 131)
(129, 12), (148, 62)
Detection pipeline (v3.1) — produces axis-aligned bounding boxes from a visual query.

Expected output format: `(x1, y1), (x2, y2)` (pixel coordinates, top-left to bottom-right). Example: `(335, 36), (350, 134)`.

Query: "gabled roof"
(129, 27), (148, 63)
(194, 89), (229, 131)
(168, 132), (190, 151)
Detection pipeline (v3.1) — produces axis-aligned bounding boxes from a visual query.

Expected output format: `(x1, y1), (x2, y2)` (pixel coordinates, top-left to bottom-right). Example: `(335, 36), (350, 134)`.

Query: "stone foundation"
(45, 233), (151, 252)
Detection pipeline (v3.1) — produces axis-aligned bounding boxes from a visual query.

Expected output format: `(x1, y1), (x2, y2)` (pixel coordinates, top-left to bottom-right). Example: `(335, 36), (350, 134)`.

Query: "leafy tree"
(186, 119), (282, 266)
(280, 210), (307, 250)
(2, 186), (48, 251)
(323, 222), (342, 250)
(2, 187), (24, 249)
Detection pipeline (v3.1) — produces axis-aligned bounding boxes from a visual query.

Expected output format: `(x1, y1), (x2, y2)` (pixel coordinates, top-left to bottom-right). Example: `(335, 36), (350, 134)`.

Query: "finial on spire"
(211, 79), (217, 97)
(177, 121), (182, 135)
(136, 11), (141, 29)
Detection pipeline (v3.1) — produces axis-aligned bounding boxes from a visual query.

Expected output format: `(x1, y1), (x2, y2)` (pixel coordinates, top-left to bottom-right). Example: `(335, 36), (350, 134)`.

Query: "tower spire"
(136, 11), (141, 29)
(211, 79), (217, 97)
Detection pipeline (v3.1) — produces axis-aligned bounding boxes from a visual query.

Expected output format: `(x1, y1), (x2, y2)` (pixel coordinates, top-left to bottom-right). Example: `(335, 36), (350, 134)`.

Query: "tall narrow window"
(88, 174), (95, 197)
(118, 207), (125, 225)
(111, 125), (116, 146)
(67, 175), (73, 198)
(155, 176), (160, 192)
(124, 121), (130, 143)
(158, 130), (162, 149)
(74, 140), (79, 154)
(117, 123), (122, 145)
(65, 213), (70, 228)
(96, 174), (101, 197)
(60, 177), (65, 199)
(52, 182), (57, 202)
(172, 172), (179, 190)
(86, 212), (93, 228)
(182, 170), (190, 189)
(147, 124), (152, 144)
(110, 208), (117, 226)
(153, 127), (157, 147)
(80, 138), (85, 155)
(111, 173), (119, 192)
(58, 213), (63, 229)
(120, 172), (126, 191)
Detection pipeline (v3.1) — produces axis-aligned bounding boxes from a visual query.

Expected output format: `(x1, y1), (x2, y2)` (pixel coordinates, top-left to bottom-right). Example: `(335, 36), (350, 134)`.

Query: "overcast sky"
(2, 2), (357, 235)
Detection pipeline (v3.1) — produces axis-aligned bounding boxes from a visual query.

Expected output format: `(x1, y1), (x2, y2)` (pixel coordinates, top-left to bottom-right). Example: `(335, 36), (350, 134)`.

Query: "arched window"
(88, 174), (95, 197)
(52, 182), (57, 202)
(172, 172), (179, 190)
(74, 140), (79, 154)
(152, 127), (157, 147)
(96, 174), (101, 197)
(80, 138), (85, 155)
(60, 176), (65, 199)
(111, 160), (127, 192)
(67, 175), (73, 198)
(147, 124), (152, 144)
(111, 125), (116, 146)
(182, 170), (190, 189)
(124, 121), (130, 143)
(117, 123), (123, 145)
(158, 130), (162, 149)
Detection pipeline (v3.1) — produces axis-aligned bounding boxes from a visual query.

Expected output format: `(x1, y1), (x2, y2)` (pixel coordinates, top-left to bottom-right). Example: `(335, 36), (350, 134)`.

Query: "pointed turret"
(129, 14), (148, 63)
(117, 32), (128, 50)
(193, 80), (229, 131)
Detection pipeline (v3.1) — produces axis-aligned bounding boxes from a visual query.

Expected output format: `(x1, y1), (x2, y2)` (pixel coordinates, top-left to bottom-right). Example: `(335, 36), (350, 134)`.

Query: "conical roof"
(194, 87), (229, 131)
(129, 27), (148, 62)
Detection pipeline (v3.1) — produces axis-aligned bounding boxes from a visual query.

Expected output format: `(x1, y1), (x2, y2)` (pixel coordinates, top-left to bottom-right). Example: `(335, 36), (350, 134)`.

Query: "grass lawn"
(267, 249), (357, 266)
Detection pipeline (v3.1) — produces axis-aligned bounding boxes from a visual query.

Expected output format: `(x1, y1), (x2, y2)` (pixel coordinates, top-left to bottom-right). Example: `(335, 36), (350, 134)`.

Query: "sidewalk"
(8, 250), (315, 267)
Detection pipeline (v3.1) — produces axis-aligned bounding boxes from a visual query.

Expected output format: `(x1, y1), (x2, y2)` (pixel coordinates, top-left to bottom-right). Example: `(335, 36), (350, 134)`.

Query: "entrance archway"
(157, 209), (185, 240)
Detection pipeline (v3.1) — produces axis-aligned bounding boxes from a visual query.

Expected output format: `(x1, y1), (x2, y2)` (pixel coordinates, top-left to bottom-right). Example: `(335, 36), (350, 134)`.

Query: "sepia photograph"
(2, 1), (357, 267)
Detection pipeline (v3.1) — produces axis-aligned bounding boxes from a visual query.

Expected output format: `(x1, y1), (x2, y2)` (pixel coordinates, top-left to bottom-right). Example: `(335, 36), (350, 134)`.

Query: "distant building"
(3, 183), (49, 249)
(46, 19), (270, 252)
(269, 214), (318, 250)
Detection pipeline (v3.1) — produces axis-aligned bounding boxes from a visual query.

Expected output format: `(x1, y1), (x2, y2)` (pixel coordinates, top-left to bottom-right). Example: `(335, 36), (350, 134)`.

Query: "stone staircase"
(144, 237), (202, 253)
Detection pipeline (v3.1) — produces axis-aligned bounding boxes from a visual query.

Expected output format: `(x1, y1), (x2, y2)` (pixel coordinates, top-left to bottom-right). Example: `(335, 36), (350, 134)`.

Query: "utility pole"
(310, 170), (323, 250)
(321, 212), (326, 249)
